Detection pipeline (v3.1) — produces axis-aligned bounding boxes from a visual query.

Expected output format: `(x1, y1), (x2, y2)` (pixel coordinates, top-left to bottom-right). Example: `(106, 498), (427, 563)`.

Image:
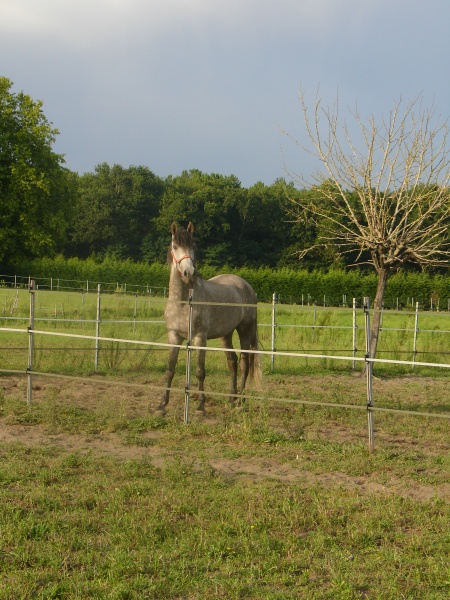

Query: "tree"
(150, 170), (243, 266)
(235, 179), (303, 268)
(0, 77), (75, 265)
(68, 163), (165, 260)
(286, 91), (450, 359)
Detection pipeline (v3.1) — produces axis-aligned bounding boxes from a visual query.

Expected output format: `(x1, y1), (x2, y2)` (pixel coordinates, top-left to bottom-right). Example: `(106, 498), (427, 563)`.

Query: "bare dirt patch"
(1, 374), (449, 503)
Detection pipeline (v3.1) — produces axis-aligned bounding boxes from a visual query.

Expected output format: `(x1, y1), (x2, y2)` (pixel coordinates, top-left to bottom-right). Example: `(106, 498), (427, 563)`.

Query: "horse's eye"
(172, 244), (178, 250)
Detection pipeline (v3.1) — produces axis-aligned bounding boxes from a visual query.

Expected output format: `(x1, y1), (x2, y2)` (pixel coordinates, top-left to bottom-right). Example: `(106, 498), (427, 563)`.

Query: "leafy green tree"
(68, 163), (165, 260)
(0, 77), (75, 265)
(232, 179), (292, 267)
(149, 170), (243, 265)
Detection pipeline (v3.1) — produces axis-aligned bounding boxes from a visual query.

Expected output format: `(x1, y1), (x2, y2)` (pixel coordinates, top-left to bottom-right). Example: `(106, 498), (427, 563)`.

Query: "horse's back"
(206, 274), (257, 303)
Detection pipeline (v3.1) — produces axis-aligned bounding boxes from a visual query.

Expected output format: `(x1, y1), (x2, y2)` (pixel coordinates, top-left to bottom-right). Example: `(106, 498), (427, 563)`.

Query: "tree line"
(0, 76), (384, 273)
(2, 77), (450, 301)
(66, 165), (313, 269)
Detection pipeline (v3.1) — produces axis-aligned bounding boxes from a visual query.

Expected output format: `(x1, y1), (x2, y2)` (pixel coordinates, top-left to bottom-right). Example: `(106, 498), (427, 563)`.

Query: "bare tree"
(286, 91), (450, 359)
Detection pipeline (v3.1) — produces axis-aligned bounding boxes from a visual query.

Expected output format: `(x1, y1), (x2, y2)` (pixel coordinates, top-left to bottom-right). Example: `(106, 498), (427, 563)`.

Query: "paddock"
(0, 283), (449, 452)
(1, 284), (449, 597)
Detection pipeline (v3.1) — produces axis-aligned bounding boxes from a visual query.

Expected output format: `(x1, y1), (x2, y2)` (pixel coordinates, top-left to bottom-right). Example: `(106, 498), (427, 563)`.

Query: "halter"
(171, 249), (195, 277)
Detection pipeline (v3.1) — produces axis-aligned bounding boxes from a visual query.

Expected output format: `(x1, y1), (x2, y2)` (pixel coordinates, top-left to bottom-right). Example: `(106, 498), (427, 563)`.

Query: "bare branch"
(287, 90), (450, 271)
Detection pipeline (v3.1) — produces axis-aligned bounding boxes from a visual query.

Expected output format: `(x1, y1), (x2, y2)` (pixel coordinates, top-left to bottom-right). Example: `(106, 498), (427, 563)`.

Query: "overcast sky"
(1, 0), (449, 187)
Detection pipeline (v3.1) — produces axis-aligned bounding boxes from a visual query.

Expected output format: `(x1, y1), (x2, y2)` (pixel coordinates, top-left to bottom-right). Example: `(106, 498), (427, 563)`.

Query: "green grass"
(1, 289), (450, 379)
(0, 372), (449, 599)
(1, 288), (449, 597)
(1, 451), (448, 599)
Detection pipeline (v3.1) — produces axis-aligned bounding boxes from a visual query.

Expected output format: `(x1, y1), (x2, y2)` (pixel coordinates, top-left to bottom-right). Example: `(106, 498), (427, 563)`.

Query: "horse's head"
(170, 221), (197, 284)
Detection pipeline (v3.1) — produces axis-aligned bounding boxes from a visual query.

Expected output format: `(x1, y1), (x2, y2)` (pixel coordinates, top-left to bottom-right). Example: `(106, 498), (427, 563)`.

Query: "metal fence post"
(271, 292), (277, 372)
(312, 302), (317, 342)
(27, 280), (36, 405)
(133, 294), (138, 333)
(412, 301), (419, 369)
(94, 284), (101, 370)
(364, 297), (374, 452)
(352, 298), (357, 369)
(184, 289), (194, 424)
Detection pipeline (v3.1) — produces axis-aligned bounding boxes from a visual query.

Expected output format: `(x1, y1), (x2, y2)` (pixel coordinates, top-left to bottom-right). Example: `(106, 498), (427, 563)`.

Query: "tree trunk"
(369, 267), (389, 359)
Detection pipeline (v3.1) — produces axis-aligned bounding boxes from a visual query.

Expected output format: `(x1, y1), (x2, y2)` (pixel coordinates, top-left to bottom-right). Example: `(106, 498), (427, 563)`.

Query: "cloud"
(1, 0), (449, 186)
(1, 0), (376, 50)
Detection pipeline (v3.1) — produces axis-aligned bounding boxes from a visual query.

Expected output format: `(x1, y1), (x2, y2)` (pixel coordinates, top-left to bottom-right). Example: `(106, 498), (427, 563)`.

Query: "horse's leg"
(239, 350), (250, 404)
(193, 334), (207, 415)
(155, 330), (183, 416)
(221, 333), (238, 406)
(236, 329), (252, 407)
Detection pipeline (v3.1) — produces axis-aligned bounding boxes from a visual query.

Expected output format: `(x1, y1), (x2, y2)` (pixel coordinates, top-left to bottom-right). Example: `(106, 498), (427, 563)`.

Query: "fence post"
(364, 297), (374, 452)
(412, 301), (419, 369)
(133, 294), (138, 333)
(94, 284), (101, 370)
(184, 289), (194, 424)
(27, 280), (36, 405)
(271, 292), (277, 372)
(312, 302), (317, 341)
(352, 298), (357, 369)
(379, 303), (384, 342)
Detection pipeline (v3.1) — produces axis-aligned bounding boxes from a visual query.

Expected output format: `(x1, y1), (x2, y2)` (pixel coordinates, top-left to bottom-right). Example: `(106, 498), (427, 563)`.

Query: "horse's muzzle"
(181, 268), (196, 284)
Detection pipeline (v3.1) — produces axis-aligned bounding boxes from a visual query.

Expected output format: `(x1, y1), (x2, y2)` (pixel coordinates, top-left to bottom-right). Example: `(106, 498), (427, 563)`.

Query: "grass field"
(2, 288), (450, 377)
(0, 371), (449, 599)
(0, 288), (449, 598)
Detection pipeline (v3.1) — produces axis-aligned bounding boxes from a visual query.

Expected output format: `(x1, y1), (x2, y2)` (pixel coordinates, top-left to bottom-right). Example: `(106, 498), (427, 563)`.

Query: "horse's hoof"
(195, 409), (206, 417)
(154, 409), (167, 418)
(235, 404), (248, 413)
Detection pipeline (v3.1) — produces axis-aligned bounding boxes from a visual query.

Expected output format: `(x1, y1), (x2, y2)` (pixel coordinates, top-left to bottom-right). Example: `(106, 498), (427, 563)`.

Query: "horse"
(155, 221), (261, 417)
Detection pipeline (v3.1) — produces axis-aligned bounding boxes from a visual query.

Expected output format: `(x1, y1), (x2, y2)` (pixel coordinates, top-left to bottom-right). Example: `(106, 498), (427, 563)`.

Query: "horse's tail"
(248, 326), (262, 389)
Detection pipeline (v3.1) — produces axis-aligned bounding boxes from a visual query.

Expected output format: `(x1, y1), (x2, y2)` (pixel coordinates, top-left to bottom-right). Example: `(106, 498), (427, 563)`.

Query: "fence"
(3, 273), (450, 310)
(0, 273), (167, 296)
(0, 282), (449, 452)
(3, 286), (450, 370)
(267, 293), (450, 369)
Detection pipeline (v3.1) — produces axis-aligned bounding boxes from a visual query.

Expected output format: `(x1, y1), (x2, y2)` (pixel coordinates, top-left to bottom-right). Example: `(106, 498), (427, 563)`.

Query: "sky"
(1, 0), (449, 187)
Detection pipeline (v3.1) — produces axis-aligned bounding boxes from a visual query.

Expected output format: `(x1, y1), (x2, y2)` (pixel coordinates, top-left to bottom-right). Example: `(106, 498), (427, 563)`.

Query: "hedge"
(6, 257), (450, 308)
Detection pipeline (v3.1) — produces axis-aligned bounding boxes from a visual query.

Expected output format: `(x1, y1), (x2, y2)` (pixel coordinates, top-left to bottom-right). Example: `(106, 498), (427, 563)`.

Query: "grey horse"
(155, 221), (260, 416)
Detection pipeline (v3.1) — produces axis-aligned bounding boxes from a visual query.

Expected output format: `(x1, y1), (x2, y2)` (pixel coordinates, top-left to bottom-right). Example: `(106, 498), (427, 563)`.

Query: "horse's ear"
(170, 222), (177, 235)
(187, 222), (194, 234)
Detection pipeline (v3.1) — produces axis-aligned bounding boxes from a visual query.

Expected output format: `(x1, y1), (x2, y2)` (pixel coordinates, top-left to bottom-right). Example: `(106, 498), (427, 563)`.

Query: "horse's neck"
(168, 266), (191, 301)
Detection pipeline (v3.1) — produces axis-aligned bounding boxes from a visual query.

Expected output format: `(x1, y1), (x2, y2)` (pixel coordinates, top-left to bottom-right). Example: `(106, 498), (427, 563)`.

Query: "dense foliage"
(66, 167), (316, 269)
(0, 77), (76, 264)
(0, 78), (335, 271)
(10, 255), (450, 307)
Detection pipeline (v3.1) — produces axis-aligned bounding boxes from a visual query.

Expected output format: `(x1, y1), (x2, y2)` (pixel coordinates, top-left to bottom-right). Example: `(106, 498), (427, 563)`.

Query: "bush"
(8, 257), (449, 308)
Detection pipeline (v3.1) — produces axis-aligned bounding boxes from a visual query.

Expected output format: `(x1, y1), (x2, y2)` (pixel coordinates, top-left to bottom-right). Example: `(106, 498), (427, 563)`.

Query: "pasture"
(0, 288), (449, 598)
(2, 287), (450, 377)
